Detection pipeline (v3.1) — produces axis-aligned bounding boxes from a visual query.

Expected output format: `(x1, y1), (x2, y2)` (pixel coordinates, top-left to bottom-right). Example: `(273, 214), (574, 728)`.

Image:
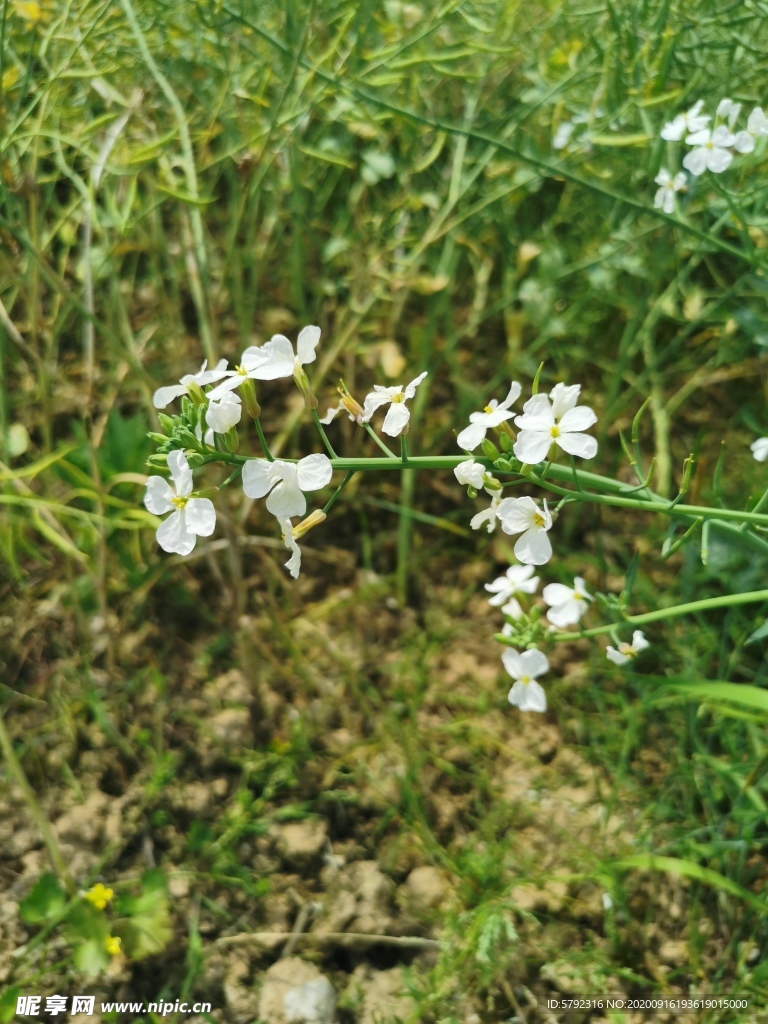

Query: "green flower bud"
(158, 414), (175, 434)
(294, 367), (318, 410)
(481, 438), (500, 460)
(499, 431), (513, 452)
(467, 484), (479, 499)
(239, 378), (262, 419)
(224, 427), (240, 453)
(176, 428), (200, 450)
(147, 432), (169, 445)
(146, 453), (168, 468)
(493, 457), (513, 472)
(186, 382), (206, 406)
(186, 452), (206, 468)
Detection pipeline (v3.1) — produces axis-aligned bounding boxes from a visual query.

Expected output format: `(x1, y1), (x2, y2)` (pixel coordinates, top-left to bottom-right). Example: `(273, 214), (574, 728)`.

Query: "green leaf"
(661, 680), (768, 713)
(19, 873), (66, 924)
(613, 854), (765, 910)
(64, 903), (110, 978)
(0, 987), (21, 1024)
(746, 620), (768, 645)
(113, 871), (172, 960)
(74, 938), (110, 978)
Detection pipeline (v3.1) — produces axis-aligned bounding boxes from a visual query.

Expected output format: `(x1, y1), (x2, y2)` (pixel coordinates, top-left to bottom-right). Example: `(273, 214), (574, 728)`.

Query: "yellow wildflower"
(84, 883), (114, 911)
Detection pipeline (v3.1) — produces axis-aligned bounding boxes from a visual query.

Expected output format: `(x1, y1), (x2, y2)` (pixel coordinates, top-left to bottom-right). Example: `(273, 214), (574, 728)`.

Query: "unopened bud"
(294, 509), (326, 539)
(294, 368), (318, 410)
(146, 453), (168, 468)
(493, 457), (513, 473)
(239, 378), (262, 419)
(481, 438), (500, 460)
(484, 475), (502, 490)
(177, 427), (201, 450)
(224, 427), (240, 453)
(147, 432), (169, 445)
(186, 452), (206, 468)
(467, 484), (479, 499)
(186, 382), (207, 406)
(498, 429), (513, 451)
(194, 487), (219, 499)
(158, 414), (175, 434)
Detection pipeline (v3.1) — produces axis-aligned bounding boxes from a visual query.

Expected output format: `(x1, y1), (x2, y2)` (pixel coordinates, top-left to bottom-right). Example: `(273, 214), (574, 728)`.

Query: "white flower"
(502, 648), (549, 713)
(153, 359), (229, 409)
(206, 391), (242, 434)
(454, 459), (487, 489)
(495, 496), (553, 565)
(206, 347), (273, 399)
(241, 454), (333, 518)
(457, 382), (522, 451)
(244, 325), (322, 381)
(653, 168), (687, 214)
(733, 107), (768, 153)
(682, 126), (735, 176)
(716, 98), (741, 128)
(485, 564), (539, 619)
(543, 576), (592, 627)
(660, 100), (709, 141)
(470, 490), (502, 533)
(606, 630), (650, 666)
(279, 518), (302, 578)
(553, 122), (575, 150)
(361, 371), (427, 437)
(144, 450), (216, 555)
(513, 382), (597, 464)
(751, 437), (768, 462)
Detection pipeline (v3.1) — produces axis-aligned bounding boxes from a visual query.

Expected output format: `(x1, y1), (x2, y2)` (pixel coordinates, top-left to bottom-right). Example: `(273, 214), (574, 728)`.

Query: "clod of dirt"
(54, 790), (109, 845)
(399, 865), (449, 911)
(347, 964), (416, 1024)
(209, 708), (252, 746)
(313, 860), (397, 935)
(223, 952), (260, 1024)
(258, 957), (336, 1024)
(274, 818), (328, 872)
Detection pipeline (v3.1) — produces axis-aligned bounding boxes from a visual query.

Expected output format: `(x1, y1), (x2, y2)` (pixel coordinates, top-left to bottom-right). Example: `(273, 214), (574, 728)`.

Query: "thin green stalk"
(254, 418), (274, 461)
(311, 409), (338, 459)
(0, 709), (76, 894)
(322, 469), (355, 515)
(541, 589), (768, 643)
(364, 423), (398, 459)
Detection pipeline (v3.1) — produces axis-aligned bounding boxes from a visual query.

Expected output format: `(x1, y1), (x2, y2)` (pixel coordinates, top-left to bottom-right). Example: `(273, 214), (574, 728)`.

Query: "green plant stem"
(363, 424), (398, 459)
(311, 409), (338, 459)
(539, 589), (768, 643)
(322, 470), (356, 515)
(0, 709), (76, 894)
(254, 418), (274, 461)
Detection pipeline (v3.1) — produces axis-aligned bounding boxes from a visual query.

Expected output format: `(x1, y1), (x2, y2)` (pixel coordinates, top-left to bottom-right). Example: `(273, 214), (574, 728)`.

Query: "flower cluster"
(653, 98), (768, 212)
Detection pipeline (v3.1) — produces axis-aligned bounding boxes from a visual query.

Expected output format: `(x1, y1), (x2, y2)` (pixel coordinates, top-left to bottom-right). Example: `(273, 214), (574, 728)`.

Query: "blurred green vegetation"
(3, 0), (768, 1019)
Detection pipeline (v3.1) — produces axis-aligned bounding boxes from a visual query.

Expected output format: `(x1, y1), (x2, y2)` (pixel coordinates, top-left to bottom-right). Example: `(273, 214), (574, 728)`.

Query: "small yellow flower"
(84, 883), (114, 911)
(104, 935), (122, 957)
(13, 1), (43, 21)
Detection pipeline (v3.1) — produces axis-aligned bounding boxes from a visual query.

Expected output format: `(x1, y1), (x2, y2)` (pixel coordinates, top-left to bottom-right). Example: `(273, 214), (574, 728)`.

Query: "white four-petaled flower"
(153, 359), (230, 409)
(496, 495), (553, 565)
(362, 371), (428, 437)
(751, 437), (768, 462)
(206, 391), (242, 434)
(245, 325), (322, 381)
(683, 126), (735, 175)
(513, 382), (597, 464)
(543, 576), (592, 627)
(457, 382), (521, 452)
(502, 647), (549, 713)
(653, 169), (687, 214)
(242, 454), (333, 518)
(144, 450), (216, 555)
(660, 100), (709, 141)
(606, 630), (650, 665)
(485, 564), (540, 619)
(733, 107), (768, 153)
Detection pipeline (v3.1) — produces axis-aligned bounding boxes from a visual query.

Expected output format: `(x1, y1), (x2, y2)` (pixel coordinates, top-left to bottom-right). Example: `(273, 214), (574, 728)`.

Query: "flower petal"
(296, 453), (333, 492)
(498, 381), (522, 410)
(501, 647), (522, 679)
(556, 432), (598, 459)
(706, 146), (732, 173)
(514, 679), (547, 712)
(549, 383), (580, 419)
(167, 450), (193, 497)
(403, 370), (428, 399)
(542, 583), (574, 606)
(153, 384), (189, 409)
(156, 509), (195, 555)
(682, 148), (708, 176)
(382, 402), (411, 436)
(185, 498), (216, 537)
(456, 421), (488, 451)
(362, 390), (393, 421)
(632, 630), (650, 652)
(266, 479), (307, 518)
(520, 648), (549, 678)
(206, 393), (242, 434)
(206, 375), (245, 401)
(546, 599), (580, 627)
(514, 526), (552, 565)
(296, 325), (321, 366)
(496, 496), (537, 535)
(500, 598), (524, 619)
(144, 476), (175, 515)
(250, 335), (296, 380)
(455, 459), (486, 488)
(241, 459), (282, 499)
(513, 431), (552, 464)
(558, 405), (597, 432)
(606, 646), (629, 666)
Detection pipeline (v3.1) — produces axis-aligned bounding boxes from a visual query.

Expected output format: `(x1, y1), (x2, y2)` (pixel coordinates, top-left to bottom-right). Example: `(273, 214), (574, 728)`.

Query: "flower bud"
(294, 509), (326, 539)
(224, 426), (240, 453)
(186, 382), (207, 406)
(294, 367), (318, 410)
(176, 427), (200, 450)
(484, 475), (502, 490)
(158, 414), (176, 434)
(498, 430), (513, 452)
(147, 432), (169, 445)
(146, 453), (168, 468)
(481, 438), (500, 460)
(239, 378), (262, 419)
(467, 484), (478, 499)
(493, 457), (513, 473)
(185, 452), (206, 468)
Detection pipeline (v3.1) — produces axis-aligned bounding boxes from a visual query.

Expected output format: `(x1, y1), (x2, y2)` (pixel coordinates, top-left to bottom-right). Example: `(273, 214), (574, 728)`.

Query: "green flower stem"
(538, 589), (768, 644)
(323, 470), (356, 515)
(254, 418), (274, 461)
(400, 435), (409, 463)
(364, 424), (399, 459)
(311, 409), (339, 459)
